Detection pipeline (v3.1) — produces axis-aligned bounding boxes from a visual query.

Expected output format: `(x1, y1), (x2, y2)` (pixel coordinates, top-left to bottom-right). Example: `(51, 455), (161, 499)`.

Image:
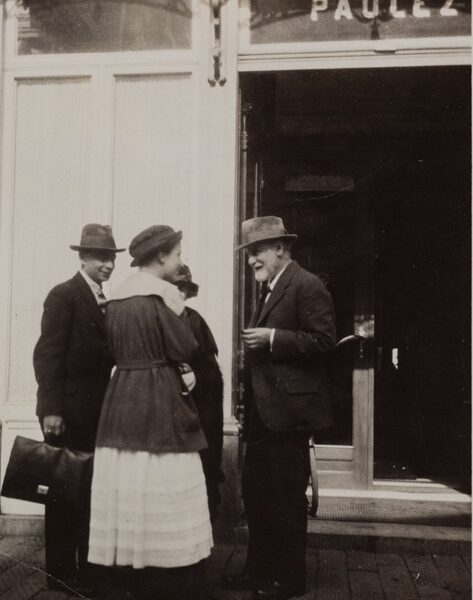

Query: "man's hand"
(43, 415), (65, 438)
(242, 328), (272, 350)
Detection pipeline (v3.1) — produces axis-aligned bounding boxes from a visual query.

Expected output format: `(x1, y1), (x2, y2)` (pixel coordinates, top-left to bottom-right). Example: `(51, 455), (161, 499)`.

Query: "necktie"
(96, 287), (107, 314)
(254, 286), (270, 322)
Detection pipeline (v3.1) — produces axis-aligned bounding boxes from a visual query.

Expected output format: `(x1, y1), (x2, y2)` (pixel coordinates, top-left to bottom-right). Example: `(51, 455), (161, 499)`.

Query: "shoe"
(47, 578), (97, 596)
(47, 581), (68, 592)
(67, 577), (99, 597)
(97, 584), (136, 600)
(252, 580), (306, 600)
(73, 582), (99, 597)
(221, 571), (257, 591)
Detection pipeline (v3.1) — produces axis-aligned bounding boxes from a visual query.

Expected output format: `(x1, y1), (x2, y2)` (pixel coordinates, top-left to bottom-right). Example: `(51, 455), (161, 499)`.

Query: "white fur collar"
(109, 272), (184, 316)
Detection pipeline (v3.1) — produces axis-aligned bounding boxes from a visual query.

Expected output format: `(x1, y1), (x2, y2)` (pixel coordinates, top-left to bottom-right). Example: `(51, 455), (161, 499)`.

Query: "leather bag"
(1, 436), (93, 506)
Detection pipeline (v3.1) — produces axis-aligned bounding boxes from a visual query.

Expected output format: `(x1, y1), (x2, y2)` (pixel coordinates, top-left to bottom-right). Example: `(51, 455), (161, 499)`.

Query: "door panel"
(373, 112), (471, 490)
(8, 76), (94, 405)
(111, 72), (195, 283)
(238, 72), (376, 487)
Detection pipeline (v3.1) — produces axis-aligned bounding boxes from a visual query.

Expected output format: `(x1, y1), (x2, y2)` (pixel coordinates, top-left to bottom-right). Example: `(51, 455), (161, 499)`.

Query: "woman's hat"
(174, 264), (199, 299)
(237, 216), (298, 250)
(129, 225), (182, 267)
(70, 224), (125, 252)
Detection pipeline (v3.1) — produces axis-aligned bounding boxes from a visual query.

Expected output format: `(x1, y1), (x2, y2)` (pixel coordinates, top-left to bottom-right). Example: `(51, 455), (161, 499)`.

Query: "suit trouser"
(45, 494), (91, 587)
(42, 426), (95, 589)
(242, 412), (311, 590)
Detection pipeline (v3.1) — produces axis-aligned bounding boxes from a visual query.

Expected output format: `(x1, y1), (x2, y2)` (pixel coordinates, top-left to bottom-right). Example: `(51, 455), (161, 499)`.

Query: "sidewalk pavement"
(0, 536), (470, 600)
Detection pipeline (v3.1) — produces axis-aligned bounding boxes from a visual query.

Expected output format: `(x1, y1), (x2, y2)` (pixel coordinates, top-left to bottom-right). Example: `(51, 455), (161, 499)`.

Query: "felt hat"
(70, 224), (125, 252)
(237, 216), (297, 250)
(129, 225), (182, 267)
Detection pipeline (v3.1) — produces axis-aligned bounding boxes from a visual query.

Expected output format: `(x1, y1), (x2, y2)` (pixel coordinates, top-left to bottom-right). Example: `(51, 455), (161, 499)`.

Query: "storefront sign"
(249, 0), (471, 44)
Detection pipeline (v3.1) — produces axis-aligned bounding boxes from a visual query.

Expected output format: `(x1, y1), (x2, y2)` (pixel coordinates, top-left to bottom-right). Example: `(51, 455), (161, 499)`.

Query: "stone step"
(0, 515), (43, 537)
(4, 515), (467, 556)
(234, 520), (471, 556)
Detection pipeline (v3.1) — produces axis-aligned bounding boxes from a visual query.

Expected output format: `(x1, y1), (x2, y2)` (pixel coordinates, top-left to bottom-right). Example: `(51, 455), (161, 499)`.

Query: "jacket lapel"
(249, 284), (269, 328)
(72, 272), (105, 330)
(257, 261), (298, 325)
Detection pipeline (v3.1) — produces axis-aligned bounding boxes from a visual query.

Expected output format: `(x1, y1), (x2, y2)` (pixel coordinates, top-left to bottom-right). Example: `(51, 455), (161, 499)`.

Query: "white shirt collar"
(268, 262), (290, 291)
(109, 272), (185, 317)
(79, 269), (102, 296)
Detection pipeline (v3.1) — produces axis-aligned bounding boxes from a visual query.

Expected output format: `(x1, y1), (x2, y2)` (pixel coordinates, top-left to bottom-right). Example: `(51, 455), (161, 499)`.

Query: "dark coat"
(95, 290), (207, 454)
(33, 272), (114, 452)
(246, 261), (336, 432)
(184, 307), (224, 516)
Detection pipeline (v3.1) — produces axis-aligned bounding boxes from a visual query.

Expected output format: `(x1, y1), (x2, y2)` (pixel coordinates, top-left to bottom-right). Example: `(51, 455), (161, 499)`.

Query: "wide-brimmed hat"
(129, 225), (182, 267)
(237, 216), (298, 250)
(70, 224), (125, 252)
(174, 264), (199, 299)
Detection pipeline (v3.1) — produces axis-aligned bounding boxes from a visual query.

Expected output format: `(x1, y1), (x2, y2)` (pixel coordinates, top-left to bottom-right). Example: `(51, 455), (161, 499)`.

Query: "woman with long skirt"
(88, 225), (213, 600)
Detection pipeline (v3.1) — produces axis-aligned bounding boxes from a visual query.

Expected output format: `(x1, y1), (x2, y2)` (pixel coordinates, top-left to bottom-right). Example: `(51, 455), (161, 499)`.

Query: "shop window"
(245, 0), (471, 45)
(17, 0), (192, 55)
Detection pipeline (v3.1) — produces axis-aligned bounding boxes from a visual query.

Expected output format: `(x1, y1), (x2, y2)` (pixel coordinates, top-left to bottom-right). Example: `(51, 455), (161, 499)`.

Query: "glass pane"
(248, 0), (471, 45)
(112, 74), (194, 285)
(17, 0), (192, 55)
(289, 201), (356, 446)
(10, 77), (92, 401)
(241, 74), (358, 445)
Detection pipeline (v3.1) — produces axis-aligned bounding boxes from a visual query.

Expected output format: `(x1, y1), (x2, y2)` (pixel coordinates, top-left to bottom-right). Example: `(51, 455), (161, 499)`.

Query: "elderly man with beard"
(225, 216), (336, 600)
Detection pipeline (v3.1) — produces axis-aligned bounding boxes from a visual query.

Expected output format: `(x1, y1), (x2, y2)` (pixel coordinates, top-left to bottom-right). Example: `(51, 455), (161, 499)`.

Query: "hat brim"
(236, 233), (298, 251)
(70, 245), (125, 252)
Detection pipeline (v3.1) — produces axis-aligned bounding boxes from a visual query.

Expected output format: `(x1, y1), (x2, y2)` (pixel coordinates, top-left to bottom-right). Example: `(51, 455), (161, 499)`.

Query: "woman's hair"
(176, 280), (199, 299)
(135, 239), (179, 268)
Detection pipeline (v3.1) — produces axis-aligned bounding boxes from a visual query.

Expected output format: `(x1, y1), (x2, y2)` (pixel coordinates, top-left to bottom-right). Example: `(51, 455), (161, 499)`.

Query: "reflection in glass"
(17, 0), (192, 55)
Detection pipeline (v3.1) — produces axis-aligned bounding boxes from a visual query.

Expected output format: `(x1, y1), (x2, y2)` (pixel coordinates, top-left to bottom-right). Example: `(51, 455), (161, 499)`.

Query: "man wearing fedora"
(33, 223), (124, 595)
(227, 216), (336, 599)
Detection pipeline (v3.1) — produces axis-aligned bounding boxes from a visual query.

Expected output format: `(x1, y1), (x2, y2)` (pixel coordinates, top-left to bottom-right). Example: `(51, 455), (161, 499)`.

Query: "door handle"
(335, 333), (364, 348)
(336, 333), (367, 359)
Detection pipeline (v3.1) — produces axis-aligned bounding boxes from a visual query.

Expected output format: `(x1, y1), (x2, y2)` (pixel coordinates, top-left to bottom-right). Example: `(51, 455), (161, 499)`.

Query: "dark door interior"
(372, 111), (471, 489)
(239, 66), (470, 488)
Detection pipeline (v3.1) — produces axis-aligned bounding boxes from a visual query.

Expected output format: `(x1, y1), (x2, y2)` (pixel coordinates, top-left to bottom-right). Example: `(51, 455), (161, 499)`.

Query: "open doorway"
(238, 66), (470, 489)
(373, 125), (471, 490)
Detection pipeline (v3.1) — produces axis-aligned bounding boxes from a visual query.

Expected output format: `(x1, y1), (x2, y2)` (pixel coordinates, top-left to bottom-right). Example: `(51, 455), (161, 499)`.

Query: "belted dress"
(88, 272), (213, 569)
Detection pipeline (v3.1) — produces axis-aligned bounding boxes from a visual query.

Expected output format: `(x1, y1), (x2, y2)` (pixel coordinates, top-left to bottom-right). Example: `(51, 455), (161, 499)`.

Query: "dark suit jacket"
(33, 272), (114, 451)
(246, 261), (336, 432)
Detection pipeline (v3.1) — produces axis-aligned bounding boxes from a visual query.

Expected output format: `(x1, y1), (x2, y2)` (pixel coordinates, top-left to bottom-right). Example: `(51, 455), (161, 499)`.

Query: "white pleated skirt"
(88, 447), (213, 569)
